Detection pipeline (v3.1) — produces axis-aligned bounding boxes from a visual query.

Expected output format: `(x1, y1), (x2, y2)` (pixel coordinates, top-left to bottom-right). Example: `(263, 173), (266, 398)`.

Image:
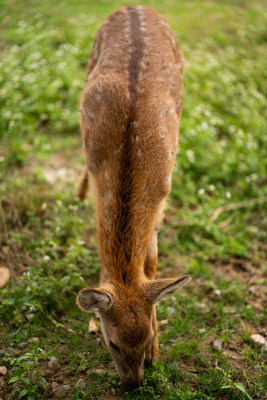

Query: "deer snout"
(121, 370), (144, 389)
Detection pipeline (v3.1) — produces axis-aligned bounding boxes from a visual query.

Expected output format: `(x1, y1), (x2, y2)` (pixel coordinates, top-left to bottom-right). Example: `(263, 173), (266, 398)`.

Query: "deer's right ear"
(76, 288), (114, 312)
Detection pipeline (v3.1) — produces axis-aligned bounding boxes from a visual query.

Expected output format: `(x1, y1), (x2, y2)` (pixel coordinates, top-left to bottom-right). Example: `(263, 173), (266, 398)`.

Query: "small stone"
(199, 328), (206, 334)
(88, 318), (99, 333)
(95, 368), (103, 374)
(68, 328), (75, 334)
(19, 342), (27, 349)
(0, 267), (10, 288)
(76, 378), (86, 389)
(158, 319), (168, 326)
(111, 388), (116, 395)
(0, 366), (7, 375)
(196, 302), (206, 309)
(214, 289), (221, 296)
(87, 368), (103, 375)
(61, 385), (71, 391)
(48, 355), (56, 360)
(249, 287), (256, 294)
(95, 368), (104, 374)
(251, 334), (266, 347)
(212, 339), (223, 351)
(52, 381), (60, 390)
(26, 313), (34, 322)
(29, 337), (40, 343)
(253, 365), (260, 372)
(223, 306), (236, 314)
(48, 358), (60, 370)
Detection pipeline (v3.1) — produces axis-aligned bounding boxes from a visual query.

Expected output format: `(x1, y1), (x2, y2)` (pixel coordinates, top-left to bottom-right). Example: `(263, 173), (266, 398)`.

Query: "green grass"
(0, 0), (267, 399)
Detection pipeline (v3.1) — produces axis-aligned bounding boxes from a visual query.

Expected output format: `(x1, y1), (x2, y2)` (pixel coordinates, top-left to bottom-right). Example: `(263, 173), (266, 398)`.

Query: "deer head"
(77, 275), (191, 388)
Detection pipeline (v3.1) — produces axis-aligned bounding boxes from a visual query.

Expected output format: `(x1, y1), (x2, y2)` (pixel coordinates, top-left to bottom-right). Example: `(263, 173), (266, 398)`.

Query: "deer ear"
(144, 275), (191, 304)
(76, 287), (114, 312)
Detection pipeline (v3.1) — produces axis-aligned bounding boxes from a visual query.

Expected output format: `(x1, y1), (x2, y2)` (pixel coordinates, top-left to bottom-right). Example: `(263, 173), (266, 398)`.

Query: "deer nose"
(122, 371), (144, 389)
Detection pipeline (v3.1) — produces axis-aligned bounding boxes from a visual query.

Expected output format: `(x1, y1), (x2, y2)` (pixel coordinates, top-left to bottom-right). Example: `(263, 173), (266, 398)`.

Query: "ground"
(0, 0), (267, 399)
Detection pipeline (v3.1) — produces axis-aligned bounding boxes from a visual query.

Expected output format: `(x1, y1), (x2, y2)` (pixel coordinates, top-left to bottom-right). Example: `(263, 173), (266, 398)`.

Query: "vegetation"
(0, 0), (266, 398)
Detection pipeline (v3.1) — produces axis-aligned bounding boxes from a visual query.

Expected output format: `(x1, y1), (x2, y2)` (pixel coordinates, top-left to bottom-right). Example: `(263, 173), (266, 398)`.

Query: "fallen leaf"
(88, 318), (99, 333)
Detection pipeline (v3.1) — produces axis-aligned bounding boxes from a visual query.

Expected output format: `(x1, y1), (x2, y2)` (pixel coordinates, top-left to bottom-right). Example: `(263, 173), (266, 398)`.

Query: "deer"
(76, 6), (191, 389)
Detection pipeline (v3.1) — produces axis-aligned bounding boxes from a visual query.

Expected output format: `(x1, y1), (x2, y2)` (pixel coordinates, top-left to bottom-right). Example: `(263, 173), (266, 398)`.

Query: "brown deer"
(76, 6), (191, 389)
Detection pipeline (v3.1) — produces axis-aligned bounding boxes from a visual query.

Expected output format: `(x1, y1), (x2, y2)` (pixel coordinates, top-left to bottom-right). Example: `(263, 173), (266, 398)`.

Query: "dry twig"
(210, 196), (267, 223)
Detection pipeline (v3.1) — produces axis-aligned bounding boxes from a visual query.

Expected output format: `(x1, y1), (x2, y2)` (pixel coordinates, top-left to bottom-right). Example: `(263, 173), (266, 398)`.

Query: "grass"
(0, 0), (267, 398)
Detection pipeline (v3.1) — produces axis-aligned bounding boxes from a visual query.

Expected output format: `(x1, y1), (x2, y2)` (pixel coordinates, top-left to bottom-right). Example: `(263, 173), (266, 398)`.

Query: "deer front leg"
(144, 231), (159, 366)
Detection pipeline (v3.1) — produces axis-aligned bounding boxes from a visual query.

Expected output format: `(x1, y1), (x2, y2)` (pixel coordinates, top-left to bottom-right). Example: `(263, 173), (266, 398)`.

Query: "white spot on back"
(102, 213), (110, 227)
(114, 142), (123, 154)
(146, 167), (152, 176)
(140, 61), (146, 69)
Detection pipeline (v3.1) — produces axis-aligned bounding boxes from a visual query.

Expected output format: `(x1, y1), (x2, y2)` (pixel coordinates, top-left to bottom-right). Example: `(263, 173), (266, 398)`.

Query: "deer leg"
(77, 167), (89, 201)
(144, 202), (166, 365)
(144, 230), (159, 365)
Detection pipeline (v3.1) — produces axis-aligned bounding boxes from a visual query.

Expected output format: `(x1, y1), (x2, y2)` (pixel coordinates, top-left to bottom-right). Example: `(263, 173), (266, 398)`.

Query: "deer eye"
(110, 340), (120, 353)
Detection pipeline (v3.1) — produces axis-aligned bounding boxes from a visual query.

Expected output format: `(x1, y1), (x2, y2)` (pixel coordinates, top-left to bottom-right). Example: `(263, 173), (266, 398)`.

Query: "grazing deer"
(76, 6), (191, 388)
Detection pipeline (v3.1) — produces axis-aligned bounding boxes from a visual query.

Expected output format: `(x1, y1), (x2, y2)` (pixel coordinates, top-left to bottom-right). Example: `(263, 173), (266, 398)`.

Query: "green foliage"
(3, 349), (48, 399)
(216, 367), (253, 400)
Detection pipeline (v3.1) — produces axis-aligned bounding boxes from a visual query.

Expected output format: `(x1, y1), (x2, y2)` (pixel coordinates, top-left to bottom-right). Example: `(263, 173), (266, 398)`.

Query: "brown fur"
(76, 6), (190, 388)
(77, 167), (89, 201)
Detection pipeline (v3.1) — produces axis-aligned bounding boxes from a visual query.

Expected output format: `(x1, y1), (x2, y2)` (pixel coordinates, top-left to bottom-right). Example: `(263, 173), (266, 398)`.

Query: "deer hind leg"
(144, 202), (165, 365)
(77, 167), (89, 201)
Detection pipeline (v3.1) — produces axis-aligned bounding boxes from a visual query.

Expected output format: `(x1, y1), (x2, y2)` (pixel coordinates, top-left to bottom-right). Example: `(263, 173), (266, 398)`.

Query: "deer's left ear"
(76, 287), (114, 312)
(144, 275), (191, 304)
